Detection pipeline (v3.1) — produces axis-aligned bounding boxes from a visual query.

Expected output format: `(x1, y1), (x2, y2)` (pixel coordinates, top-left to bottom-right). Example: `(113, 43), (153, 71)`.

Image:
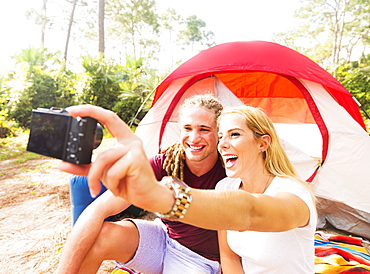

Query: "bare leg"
(77, 220), (139, 274)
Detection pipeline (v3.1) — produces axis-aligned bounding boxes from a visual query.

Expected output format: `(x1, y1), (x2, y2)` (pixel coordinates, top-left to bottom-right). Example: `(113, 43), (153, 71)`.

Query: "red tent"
(136, 41), (370, 238)
(153, 41), (364, 129)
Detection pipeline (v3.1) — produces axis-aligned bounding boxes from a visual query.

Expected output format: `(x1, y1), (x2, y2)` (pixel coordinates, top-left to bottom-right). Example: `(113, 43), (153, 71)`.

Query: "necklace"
(262, 175), (273, 193)
(239, 174), (273, 193)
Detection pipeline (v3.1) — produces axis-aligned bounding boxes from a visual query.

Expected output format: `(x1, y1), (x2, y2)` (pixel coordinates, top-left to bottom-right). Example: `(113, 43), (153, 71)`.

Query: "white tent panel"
(302, 79), (370, 237)
(276, 125), (322, 180)
(302, 79), (370, 210)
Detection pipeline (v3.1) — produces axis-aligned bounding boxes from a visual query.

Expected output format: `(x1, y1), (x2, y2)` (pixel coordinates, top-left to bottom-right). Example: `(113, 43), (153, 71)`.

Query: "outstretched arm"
(55, 191), (131, 274)
(58, 105), (310, 233)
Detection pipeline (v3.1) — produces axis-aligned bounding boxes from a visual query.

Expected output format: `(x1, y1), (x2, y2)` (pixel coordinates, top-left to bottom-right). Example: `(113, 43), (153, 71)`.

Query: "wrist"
(158, 182), (176, 214)
(156, 176), (193, 220)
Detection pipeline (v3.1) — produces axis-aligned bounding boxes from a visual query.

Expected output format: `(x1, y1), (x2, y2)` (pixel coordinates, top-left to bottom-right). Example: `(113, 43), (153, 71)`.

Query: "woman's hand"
(57, 105), (165, 211)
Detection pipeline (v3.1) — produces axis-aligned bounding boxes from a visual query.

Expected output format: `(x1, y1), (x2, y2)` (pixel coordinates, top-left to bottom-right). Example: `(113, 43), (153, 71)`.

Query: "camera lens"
(93, 123), (103, 149)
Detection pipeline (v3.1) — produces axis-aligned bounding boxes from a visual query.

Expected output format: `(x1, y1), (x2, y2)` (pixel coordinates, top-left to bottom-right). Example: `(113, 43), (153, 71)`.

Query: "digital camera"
(27, 107), (103, 165)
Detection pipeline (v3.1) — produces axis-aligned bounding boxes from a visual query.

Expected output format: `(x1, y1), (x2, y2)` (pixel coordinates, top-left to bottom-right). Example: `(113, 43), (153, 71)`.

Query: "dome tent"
(135, 41), (370, 239)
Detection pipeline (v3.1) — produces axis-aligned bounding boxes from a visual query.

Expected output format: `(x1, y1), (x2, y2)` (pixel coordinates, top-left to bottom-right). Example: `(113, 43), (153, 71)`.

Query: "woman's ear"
(259, 135), (271, 151)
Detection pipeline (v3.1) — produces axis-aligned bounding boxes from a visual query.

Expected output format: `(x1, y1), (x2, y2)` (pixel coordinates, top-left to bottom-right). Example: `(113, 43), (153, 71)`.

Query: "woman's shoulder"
(268, 177), (310, 195)
(215, 177), (241, 190)
(268, 177), (315, 208)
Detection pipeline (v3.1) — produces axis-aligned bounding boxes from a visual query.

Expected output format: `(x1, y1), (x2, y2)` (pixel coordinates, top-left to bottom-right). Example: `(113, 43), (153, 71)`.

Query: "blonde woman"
(215, 106), (317, 273)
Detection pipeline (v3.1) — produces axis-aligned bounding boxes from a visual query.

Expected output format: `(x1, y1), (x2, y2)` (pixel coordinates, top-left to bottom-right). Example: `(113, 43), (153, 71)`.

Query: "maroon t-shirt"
(149, 153), (226, 262)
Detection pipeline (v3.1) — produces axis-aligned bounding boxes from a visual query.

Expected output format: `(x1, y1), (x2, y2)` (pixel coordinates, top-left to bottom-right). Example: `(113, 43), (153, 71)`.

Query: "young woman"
(215, 106), (317, 273)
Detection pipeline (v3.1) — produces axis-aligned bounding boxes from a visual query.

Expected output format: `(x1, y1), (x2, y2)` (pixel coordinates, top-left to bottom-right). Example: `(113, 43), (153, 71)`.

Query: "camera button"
(78, 119), (87, 128)
(68, 142), (79, 153)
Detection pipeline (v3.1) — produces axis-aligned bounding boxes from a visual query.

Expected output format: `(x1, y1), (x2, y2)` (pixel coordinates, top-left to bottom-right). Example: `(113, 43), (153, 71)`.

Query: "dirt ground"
(0, 134), (115, 274)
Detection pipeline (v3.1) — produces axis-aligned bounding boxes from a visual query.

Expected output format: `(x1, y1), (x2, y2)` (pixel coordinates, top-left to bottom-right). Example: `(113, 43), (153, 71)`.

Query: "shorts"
(115, 218), (220, 274)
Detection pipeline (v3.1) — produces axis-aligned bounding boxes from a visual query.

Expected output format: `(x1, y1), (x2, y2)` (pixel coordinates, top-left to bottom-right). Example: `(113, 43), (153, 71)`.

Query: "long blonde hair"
(161, 94), (223, 181)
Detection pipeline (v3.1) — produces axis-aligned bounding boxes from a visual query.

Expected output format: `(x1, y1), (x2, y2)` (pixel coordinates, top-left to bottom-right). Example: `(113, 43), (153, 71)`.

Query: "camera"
(27, 107), (103, 165)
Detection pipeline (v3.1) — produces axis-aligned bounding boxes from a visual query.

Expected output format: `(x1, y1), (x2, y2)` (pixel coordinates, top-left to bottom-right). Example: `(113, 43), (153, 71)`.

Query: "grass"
(0, 124), (116, 159)
(0, 133), (43, 162)
(0, 129), (115, 163)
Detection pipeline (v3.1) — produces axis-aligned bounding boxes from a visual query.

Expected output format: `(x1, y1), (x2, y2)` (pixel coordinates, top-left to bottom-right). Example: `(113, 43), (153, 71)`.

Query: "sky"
(0, 0), (300, 74)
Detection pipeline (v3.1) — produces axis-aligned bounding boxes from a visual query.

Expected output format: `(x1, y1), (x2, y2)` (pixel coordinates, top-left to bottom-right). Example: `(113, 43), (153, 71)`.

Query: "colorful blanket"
(111, 267), (141, 274)
(315, 231), (370, 273)
(111, 231), (370, 274)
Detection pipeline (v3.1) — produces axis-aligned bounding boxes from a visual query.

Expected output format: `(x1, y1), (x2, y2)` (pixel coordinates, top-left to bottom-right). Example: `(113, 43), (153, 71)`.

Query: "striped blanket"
(315, 231), (370, 273)
(111, 268), (141, 274)
(111, 232), (370, 274)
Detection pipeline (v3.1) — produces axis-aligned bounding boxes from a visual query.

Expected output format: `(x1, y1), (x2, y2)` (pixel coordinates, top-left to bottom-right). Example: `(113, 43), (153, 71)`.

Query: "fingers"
(66, 105), (133, 142)
(62, 105), (152, 202)
(87, 144), (130, 197)
(95, 144), (157, 206)
(57, 162), (91, 176)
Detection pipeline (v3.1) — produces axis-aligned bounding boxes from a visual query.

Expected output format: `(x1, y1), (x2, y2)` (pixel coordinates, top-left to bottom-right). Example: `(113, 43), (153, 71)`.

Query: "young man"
(56, 95), (226, 274)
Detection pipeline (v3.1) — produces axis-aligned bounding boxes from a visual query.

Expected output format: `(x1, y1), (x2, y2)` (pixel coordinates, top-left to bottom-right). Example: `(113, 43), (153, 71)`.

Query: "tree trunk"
(41, 0), (47, 48)
(64, 0), (78, 62)
(98, 0), (105, 55)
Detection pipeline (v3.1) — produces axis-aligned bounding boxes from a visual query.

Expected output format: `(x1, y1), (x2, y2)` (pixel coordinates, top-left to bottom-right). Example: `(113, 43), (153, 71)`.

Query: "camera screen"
(27, 111), (70, 160)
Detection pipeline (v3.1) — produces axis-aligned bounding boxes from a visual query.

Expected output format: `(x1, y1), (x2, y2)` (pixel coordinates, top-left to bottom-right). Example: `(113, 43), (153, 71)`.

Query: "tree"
(106, 0), (159, 59)
(64, 0), (79, 62)
(79, 54), (161, 124)
(178, 15), (215, 55)
(98, 0), (105, 55)
(159, 8), (181, 68)
(273, 0), (370, 72)
(7, 66), (77, 128)
(25, 0), (52, 48)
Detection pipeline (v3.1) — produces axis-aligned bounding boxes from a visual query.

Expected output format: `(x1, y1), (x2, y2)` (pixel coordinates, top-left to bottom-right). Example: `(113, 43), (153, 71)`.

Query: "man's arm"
(55, 191), (131, 274)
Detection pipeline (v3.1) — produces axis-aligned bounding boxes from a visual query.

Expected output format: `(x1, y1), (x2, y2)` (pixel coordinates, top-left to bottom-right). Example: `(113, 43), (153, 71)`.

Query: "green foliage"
(336, 54), (370, 120)
(11, 68), (58, 127)
(0, 78), (12, 137)
(1, 46), (162, 131)
(80, 55), (159, 124)
(180, 15), (206, 44)
(10, 67), (77, 128)
(365, 120), (370, 133)
(178, 15), (215, 52)
(114, 56), (160, 125)
(113, 98), (143, 124)
(81, 55), (123, 110)
(2, 48), (78, 128)
(14, 48), (57, 70)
